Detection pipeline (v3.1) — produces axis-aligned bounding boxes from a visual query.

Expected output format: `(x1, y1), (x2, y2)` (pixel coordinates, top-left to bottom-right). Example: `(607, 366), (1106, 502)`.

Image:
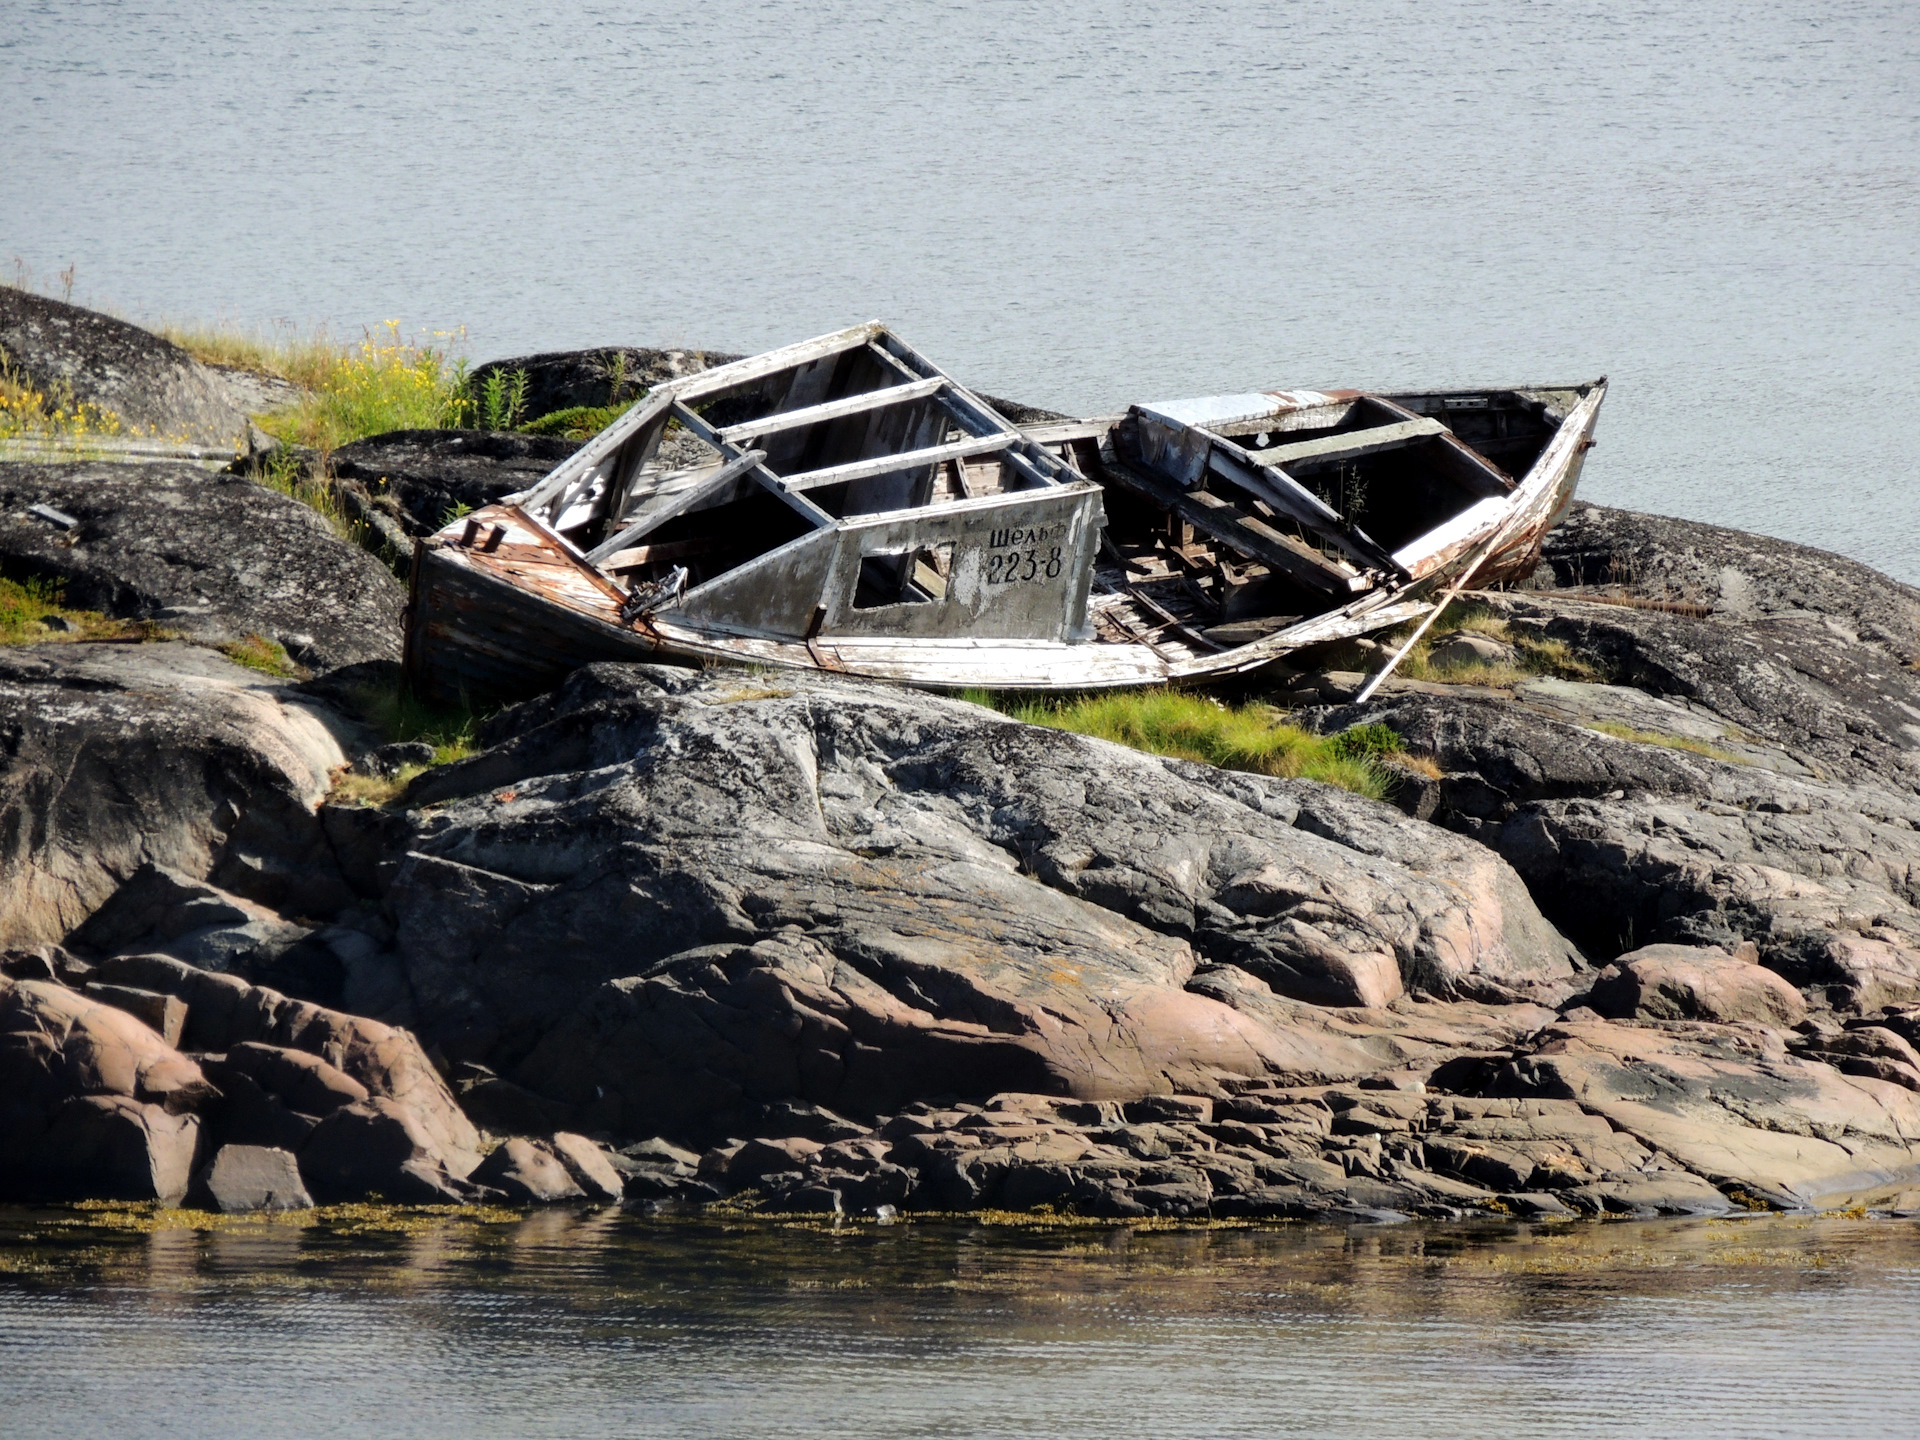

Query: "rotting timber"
(402, 322), (1606, 704)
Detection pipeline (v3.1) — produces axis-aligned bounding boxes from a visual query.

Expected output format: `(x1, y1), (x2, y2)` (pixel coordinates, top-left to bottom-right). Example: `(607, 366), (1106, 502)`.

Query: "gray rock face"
(0, 289), (251, 445)
(1306, 505), (1920, 1006)
(192, 1143), (312, 1213)
(0, 462), (404, 670)
(374, 663), (1577, 1143)
(0, 645), (354, 947)
(328, 429), (582, 538)
(1536, 504), (1920, 793)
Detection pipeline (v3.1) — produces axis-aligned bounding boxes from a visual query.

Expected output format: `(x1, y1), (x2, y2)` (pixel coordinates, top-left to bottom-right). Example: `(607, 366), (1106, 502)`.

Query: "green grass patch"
(1587, 720), (1749, 765)
(217, 632), (302, 679)
(346, 682), (482, 763)
(989, 688), (1399, 801)
(518, 399), (639, 439)
(0, 573), (142, 645)
(160, 319), (474, 453)
(326, 684), (487, 808)
(1354, 601), (1607, 689)
(252, 447), (368, 546)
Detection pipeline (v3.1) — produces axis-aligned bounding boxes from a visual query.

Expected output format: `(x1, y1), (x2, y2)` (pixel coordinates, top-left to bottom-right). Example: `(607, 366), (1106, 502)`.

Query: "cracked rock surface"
(0, 461), (404, 670)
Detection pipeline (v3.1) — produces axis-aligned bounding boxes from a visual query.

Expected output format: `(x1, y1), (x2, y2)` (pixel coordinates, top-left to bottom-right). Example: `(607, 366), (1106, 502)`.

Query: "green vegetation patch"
(327, 683), (488, 808)
(0, 573), (141, 645)
(1353, 601), (1608, 689)
(1587, 720), (1749, 765)
(163, 320), (473, 453)
(217, 632), (303, 679)
(984, 688), (1400, 801)
(519, 399), (639, 439)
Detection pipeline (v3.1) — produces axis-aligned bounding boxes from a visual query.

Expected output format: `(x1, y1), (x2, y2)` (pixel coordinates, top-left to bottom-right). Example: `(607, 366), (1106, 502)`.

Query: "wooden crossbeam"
(583, 450), (766, 564)
(778, 433), (1020, 493)
(1107, 464), (1362, 598)
(1245, 416), (1446, 470)
(716, 376), (946, 443)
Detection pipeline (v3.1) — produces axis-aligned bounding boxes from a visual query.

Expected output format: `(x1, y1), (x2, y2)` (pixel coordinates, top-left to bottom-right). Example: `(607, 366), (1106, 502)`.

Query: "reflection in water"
(3, 1209), (1918, 1438)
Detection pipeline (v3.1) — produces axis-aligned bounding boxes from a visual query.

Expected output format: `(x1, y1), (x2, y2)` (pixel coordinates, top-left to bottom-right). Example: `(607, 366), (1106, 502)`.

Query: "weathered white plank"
(1245, 416), (1446, 469)
(779, 433), (1019, 493)
(672, 323), (883, 402)
(716, 376), (946, 443)
(516, 386), (675, 514)
(1017, 416), (1124, 444)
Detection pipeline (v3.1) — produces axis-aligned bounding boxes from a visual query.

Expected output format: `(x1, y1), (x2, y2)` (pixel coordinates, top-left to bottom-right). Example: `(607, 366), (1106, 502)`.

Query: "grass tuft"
(1587, 720), (1749, 765)
(518, 399), (639, 439)
(992, 688), (1398, 801)
(159, 319), (474, 452)
(0, 343), (128, 441)
(0, 573), (140, 645)
(217, 632), (303, 679)
(1358, 602), (1608, 689)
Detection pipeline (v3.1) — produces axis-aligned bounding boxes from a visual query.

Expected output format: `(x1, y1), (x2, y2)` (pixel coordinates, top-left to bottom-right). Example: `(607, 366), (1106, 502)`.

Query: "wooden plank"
(1106, 462), (1359, 597)
(671, 323), (883, 403)
(949, 456), (973, 499)
(599, 536), (724, 570)
(1245, 416), (1446, 469)
(1000, 447), (1060, 490)
(716, 376), (946, 443)
(583, 449), (766, 564)
(779, 433), (1019, 493)
(1018, 416), (1124, 444)
(666, 402), (837, 531)
(517, 387), (674, 516)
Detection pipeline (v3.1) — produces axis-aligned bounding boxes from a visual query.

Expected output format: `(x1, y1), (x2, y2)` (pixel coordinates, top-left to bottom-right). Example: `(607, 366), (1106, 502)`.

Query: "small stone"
(1429, 632), (1517, 669)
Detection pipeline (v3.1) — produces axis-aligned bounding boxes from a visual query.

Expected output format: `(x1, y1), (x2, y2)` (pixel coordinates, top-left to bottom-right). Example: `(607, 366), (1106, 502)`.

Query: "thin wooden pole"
(1354, 553), (1488, 703)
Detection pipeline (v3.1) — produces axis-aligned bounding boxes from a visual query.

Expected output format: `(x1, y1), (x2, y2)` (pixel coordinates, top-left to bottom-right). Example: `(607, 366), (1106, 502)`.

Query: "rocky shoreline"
(6, 287), (1920, 1224)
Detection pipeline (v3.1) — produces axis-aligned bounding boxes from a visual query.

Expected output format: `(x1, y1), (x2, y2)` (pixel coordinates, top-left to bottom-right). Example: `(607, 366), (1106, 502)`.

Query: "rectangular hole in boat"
(851, 542), (955, 609)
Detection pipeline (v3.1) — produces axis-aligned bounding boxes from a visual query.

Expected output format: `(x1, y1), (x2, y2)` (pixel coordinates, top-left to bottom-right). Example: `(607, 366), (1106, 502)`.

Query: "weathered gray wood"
(1245, 415), (1447, 469)
(666, 402), (837, 532)
(1000, 448), (1062, 490)
(1205, 447), (1401, 575)
(599, 536), (723, 569)
(948, 456), (973, 499)
(1108, 461), (1359, 597)
(780, 433), (1019, 493)
(518, 386), (675, 517)
(716, 376), (946, 443)
(672, 323), (882, 403)
(1018, 416), (1125, 445)
(583, 450), (766, 564)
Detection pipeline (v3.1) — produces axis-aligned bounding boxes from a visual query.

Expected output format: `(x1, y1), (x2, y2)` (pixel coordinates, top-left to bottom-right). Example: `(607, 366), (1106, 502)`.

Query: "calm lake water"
(2, 1207), (1918, 1439)
(3, 1), (1917, 579)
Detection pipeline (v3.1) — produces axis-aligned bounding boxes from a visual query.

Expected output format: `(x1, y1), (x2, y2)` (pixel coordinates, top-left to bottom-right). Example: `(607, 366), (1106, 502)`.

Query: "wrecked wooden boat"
(402, 322), (1605, 703)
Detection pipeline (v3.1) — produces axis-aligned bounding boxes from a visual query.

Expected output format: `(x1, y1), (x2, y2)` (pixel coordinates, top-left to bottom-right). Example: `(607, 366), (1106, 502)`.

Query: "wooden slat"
(519, 387), (674, 516)
(716, 376), (946, 442)
(583, 450), (766, 564)
(779, 433), (1019, 493)
(665, 403), (837, 531)
(1018, 416), (1125, 444)
(599, 536), (723, 569)
(1245, 416), (1447, 469)
(671, 323), (882, 403)
(1106, 462), (1360, 597)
